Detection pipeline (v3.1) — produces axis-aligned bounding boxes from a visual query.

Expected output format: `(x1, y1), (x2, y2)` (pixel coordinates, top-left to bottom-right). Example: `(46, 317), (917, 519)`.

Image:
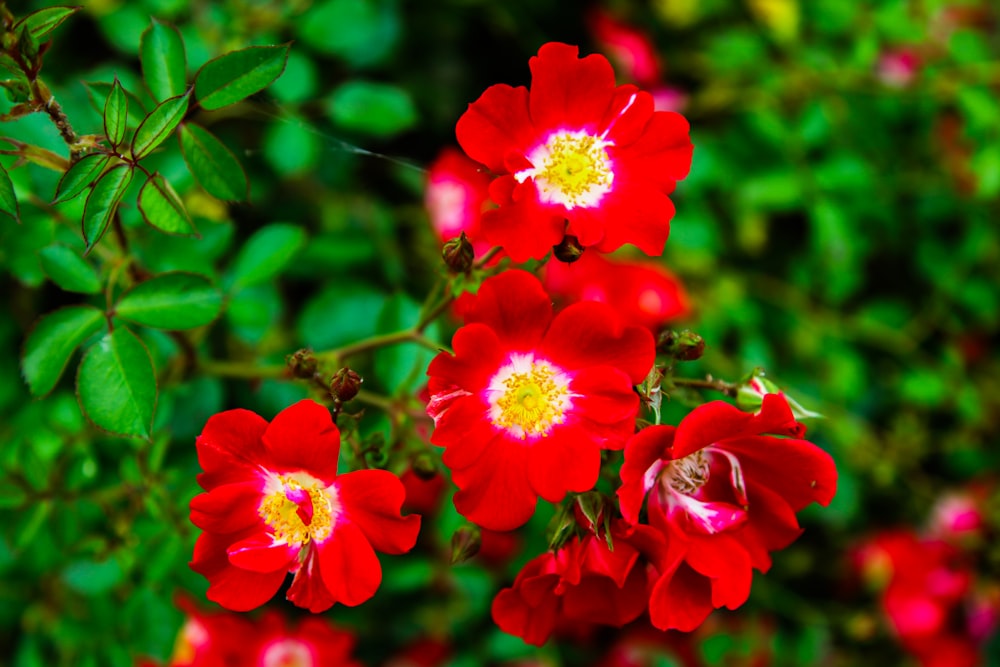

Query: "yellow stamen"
(258, 476), (333, 545)
(519, 131), (614, 209)
(492, 362), (569, 438)
(664, 450), (710, 495)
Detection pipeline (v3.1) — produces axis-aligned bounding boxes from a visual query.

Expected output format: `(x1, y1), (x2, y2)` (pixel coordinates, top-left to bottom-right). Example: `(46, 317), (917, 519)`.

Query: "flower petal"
(590, 184), (675, 256)
(491, 583), (560, 647)
(434, 395), (501, 470)
(619, 425), (675, 524)
(479, 196), (566, 263)
(686, 534), (753, 610)
(195, 409), (270, 489)
(316, 520), (382, 607)
(456, 83), (534, 175)
(262, 400), (341, 482)
(462, 270), (554, 348)
(570, 366), (643, 426)
(671, 394), (801, 461)
(189, 480), (265, 534)
(528, 42), (616, 134)
(527, 427), (601, 503)
(227, 534), (299, 573)
(287, 548), (336, 613)
(335, 469), (421, 554)
(451, 439), (535, 531)
(648, 561), (715, 632)
(614, 110), (693, 190)
(190, 530), (286, 612)
(720, 435), (837, 511)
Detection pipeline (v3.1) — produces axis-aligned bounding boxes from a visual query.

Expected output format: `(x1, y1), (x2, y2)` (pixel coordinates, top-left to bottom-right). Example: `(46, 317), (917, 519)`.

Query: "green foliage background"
(0, 0), (998, 665)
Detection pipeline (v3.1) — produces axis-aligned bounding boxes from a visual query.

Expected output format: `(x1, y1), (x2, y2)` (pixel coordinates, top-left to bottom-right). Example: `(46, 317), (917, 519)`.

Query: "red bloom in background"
(252, 611), (361, 667)
(542, 251), (690, 332)
(492, 522), (651, 646)
(427, 270), (655, 530)
(425, 147), (491, 248)
(189, 400), (420, 613)
(456, 42), (692, 262)
(618, 394), (837, 631)
(588, 10), (662, 86)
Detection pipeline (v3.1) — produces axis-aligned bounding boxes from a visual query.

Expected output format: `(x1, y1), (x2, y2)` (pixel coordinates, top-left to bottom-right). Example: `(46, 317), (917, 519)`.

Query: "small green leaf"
(194, 44), (289, 111)
(177, 123), (247, 200)
(15, 6), (80, 40)
(77, 328), (157, 438)
(131, 92), (190, 160)
(82, 164), (133, 251)
(22, 305), (105, 397)
(103, 78), (128, 148)
(327, 80), (417, 137)
(0, 161), (18, 223)
(115, 272), (222, 330)
(138, 173), (196, 236)
(38, 244), (101, 294)
(85, 81), (147, 124)
(62, 558), (123, 596)
(227, 223), (305, 290)
(139, 18), (187, 102)
(52, 153), (111, 204)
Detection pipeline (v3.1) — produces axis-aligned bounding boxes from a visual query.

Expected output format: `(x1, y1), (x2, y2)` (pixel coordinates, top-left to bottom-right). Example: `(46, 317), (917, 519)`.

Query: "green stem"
(670, 375), (737, 396)
(200, 359), (286, 379)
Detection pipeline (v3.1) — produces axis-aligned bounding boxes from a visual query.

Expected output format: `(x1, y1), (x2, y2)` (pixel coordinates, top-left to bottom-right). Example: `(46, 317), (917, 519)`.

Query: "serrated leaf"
(138, 173), (196, 235)
(115, 272), (222, 330)
(38, 244), (101, 294)
(77, 328), (156, 438)
(15, 6), (80, 40)
(227, 223), (304, 290)
(82, 164), (133, 251)
(140, 18), (187, 102)
(177, 123), (247, 200)
(22, 305), (105, 397)
(131, 92), (190, 160)
(103, 78), (128, 148)
(52, 153), (111, 204)
(0, 161), (18, 223)
(194, 44), (289, 111)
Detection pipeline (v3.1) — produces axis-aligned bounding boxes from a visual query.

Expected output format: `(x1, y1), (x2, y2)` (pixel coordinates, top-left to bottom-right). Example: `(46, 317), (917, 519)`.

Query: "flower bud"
(450, 524), (482, 565)
(442, 232), (475, 273)
(552, 234), (584, 263)
(330, 367), (362, 403)
(657, 329), (704, 361)
(410, 453), (438, 481)
(735, 368), (823, 419)
(286, 348), (318, 379)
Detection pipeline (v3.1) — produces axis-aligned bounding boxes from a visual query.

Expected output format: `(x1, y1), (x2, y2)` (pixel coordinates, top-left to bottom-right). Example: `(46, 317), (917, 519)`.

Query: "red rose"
(456, 42), (692, 262)
(427, 269), (654, 530)
(189, 400), (420, 612)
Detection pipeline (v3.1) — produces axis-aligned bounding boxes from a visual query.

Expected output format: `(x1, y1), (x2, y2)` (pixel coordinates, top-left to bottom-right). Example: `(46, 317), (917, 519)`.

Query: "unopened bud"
(286, 348), (318, 379)
(552, 234), (584, 263)
(442, 232), (475, 273)
(411, 453), (438, 481)
(330, 367), (362, 403)
(450, 524), (482, 565)
(575, 491), (612, 535)
(735, 367), (823, 420)
(657, 329), (705, 361)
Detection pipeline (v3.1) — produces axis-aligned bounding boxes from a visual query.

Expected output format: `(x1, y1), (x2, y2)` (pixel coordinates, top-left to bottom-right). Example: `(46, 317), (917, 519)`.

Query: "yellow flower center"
(258, 475), (334, 545)
(517, 130), (614, 209)
(664, 450), (710, 495)
(487, 355), (573, 439)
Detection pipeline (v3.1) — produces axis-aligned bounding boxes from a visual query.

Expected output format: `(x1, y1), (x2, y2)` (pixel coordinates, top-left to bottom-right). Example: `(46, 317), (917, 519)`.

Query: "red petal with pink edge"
(590, 184), (675, 256)
(648, 561), (715, 632)
(261, 399), (341, 482)
(570, 366), (642, 425)
(614, 111), (693, 190)
(316, 520), (382, 607)
(721, 435), (837, 511)
(618, 425), (675, 524)
(190, 531), (286, 612)
(527, 43), (616, 134)
(427, 324), (503, 398)
(451, 439), (535, 531)
(456, 83), (534, 174)
(335, 469), (421, 554)
(600, 87), (654, 147)
(491, 584), (560, 647)
(480, 196), (566, 263)
(287, 548), (336, 613)
(741, 480), (803, 570)
(462, 270), (554, 347)
(434, 396), (501, 469)
(189, 480), (264, 533)
(686, 534), (753, 610)
(541, 301), (655, 382)
(669, 492), (748, 535)
(195, 409), (270, 489)
(527, 427), (601, 503)
(227, 534), (298, 573)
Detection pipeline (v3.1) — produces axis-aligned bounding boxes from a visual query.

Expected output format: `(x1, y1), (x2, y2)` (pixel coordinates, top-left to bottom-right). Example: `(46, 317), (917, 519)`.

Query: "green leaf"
(62, 558), (123, 596)
(0, 161), (18, 223)
(52, 153), (111, 204)
(327, 80), (417, 137)
(227, 223), (305, 290)
(103, 78), (128, 148)
(139, 18), (187, 102)
(177, 123), (247, 200)
(115, 272), (222, 330)
(15, 6), (80, 40)
(77, 328), (157, 438)
(193, 44), (289, 111)
(38, 244), (101, 294)
(299, 0), (400, 68)
(21, 305), (105, 397)
(85, 81), (147, 125)
(82, 164), (133, 251)
(137, 173), (196, 236)
(131, 92), (190, 160)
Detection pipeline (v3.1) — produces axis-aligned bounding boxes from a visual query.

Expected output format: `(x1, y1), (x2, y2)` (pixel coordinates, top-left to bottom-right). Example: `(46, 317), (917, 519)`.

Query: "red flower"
(542, 251), (690, 332)
(189, 400), (421, 613)
(588, 10), (662, 86)
(252, 610), (361, 667)
(424, 147), (492, 251)
(618, 394), (837, 631)
(491, 523), (650, 646)
(456, 42), (693, 262)
(427, 270), (655, 530)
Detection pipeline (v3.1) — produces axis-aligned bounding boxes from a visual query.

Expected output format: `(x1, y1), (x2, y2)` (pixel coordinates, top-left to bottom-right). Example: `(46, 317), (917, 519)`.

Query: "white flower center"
(516, 130), (614, 209)
(485, 353), (575, 439)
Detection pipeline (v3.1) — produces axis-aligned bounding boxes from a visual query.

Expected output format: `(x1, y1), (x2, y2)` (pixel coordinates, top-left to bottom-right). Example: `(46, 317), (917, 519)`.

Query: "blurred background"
(1, 0), (998, 665)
